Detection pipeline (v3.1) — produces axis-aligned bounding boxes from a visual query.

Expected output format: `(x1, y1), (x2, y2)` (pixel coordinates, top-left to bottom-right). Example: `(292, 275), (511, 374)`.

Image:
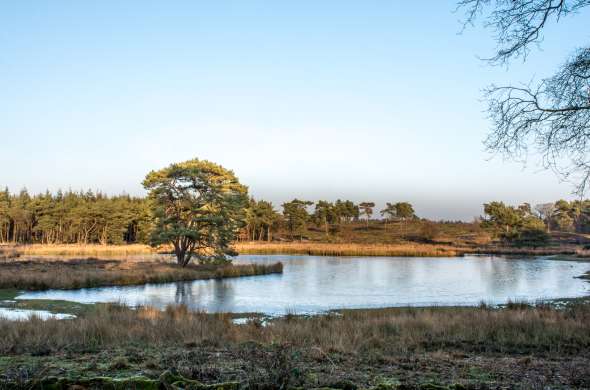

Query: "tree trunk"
(174, 239), (194, 267)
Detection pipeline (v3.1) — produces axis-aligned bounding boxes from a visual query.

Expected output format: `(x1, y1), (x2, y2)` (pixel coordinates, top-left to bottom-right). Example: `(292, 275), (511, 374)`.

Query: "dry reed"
(12, 244), (155, 256)
(1, 303), (589, 356)
(234, 242), (464, 257)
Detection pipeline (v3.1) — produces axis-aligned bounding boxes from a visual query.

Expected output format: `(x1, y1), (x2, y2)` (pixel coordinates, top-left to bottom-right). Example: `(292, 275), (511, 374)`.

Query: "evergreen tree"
(282, 199), (312, 240)
(143, 159), (249, 266)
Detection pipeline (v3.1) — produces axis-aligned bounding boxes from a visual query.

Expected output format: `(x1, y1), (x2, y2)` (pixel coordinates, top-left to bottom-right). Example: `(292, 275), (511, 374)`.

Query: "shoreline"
(0, 256), (283, 291)
(3, 286), (589, 322)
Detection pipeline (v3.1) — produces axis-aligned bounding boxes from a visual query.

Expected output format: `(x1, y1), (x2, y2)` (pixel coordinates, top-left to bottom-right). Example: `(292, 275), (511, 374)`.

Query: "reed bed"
(0, 247), (19, 260)
(472, 245), (578, 256)
(235, 242), (464, 257)
(12, 244), (155, 256)
(0, 257), (283, 290)
(1, 302), (589, 356)
(7, 242), (580, 259)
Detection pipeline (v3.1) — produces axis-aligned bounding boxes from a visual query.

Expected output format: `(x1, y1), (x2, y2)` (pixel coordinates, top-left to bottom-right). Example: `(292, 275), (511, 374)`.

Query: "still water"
(17, 255), (590, 315)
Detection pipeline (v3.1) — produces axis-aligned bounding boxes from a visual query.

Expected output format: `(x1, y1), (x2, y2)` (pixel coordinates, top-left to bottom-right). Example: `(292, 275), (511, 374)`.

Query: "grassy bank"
(237, 241), (590, 257)
(235, 242), (464, 257)
(4, 243), (155, 257)
(0, 257), (283, 291)
(1, 302), (590, 388)
(4, 242), (466, 258)
(470, 245), (579, 256)
(5, 240), (586, 258)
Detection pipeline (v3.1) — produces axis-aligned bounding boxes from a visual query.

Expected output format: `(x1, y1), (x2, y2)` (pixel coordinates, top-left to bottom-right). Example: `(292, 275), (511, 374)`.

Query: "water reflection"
(17, 255), (590, 315)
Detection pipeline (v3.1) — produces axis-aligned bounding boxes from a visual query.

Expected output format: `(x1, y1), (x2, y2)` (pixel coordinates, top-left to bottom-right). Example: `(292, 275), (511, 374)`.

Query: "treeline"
(242, 199), (416, 241)
(0, 187), (417, 244)
(0, 188), (152, 244)
(481, 199), (590, 245)
(3, 186), (589, 246)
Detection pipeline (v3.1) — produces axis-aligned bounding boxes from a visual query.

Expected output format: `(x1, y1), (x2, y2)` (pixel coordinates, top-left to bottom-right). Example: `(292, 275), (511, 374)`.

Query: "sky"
(1, 1), (589, 220)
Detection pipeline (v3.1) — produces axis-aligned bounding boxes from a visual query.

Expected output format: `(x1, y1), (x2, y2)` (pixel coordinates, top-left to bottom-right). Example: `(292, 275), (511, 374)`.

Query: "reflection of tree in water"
(173, 280), (237, 312)
(211, 280), (236, 312)
(174, 281), (193, 306)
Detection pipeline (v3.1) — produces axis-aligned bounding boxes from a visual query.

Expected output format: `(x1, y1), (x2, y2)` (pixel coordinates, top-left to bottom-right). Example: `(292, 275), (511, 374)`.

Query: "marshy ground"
(0, 256), (283, 291)
(1, 247), (590, 388)
(2, 302), (590, 388)
(0, 254), (282, 321)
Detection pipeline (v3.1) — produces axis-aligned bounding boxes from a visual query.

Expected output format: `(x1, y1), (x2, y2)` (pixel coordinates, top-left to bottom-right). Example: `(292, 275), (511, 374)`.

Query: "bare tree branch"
(484, 48), (590, 193)
(458, 0), (590, 63)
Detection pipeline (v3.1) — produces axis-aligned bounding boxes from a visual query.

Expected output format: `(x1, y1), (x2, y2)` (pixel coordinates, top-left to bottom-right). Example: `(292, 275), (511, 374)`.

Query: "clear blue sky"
(1, 1), (588, 220)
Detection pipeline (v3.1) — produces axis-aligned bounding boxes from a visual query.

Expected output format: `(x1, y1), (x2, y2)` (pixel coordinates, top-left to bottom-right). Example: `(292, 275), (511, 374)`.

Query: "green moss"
(326, 380), (358, 390)
(35, 375), (175, 389)
(24, 371), (240, 390)
(11, 299), (92, 316)
(0, 288), (94, 316)
(21, 372), (242, 390)
(467, 367), (493, 382)
(159, 369), (192, 385)
(0, 289), (19, 300)
(108, 356), (130, 370)
(372, 384), (397, 390)
(371, 377), (401, 390)
(419, 384), (449, 390)
(415, 385), (466, 390)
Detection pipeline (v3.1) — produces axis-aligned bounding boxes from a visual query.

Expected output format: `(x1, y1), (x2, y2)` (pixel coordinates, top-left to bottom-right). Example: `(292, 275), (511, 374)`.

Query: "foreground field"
(1, 302), (590, 388)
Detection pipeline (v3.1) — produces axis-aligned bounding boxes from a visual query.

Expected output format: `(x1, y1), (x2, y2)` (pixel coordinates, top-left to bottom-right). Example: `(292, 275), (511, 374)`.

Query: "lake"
(16, 255), (590, 315)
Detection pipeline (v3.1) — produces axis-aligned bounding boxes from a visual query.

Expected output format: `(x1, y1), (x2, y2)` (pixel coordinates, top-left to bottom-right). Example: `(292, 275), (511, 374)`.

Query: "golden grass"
(11, 244), (155, 256)
(1, 302), (589, 356)
(7, 242), (466, 258)
(234, 242), (465, 257)
(4, 240), (578, 261)
(0, 257), (283, 290)
(473, 245), (578, 256)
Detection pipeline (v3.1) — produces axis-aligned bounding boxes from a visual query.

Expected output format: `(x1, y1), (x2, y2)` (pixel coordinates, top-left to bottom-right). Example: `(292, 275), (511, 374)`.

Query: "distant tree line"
(0, 187), (420, 245)
(242, 199), (417, 241)
(0, 188), (152, 244)
(482, 199), (590, 246)
(4, 184), (588, 247)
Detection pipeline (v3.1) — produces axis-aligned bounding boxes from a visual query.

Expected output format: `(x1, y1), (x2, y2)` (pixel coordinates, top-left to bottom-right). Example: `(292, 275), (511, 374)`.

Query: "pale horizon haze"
(1, 1), (589, 220)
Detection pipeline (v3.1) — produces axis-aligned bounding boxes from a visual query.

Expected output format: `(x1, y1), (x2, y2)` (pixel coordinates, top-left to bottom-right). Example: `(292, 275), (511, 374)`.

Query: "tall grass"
(13, 244), (155, 256)
(235, 242), (464, 257)
(1, 303), (589, 356)
(7, 241), (578, 259)
(0, 247), (19, 260)
(473, 245), (578, 256)
(0, 258), (283, 290)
